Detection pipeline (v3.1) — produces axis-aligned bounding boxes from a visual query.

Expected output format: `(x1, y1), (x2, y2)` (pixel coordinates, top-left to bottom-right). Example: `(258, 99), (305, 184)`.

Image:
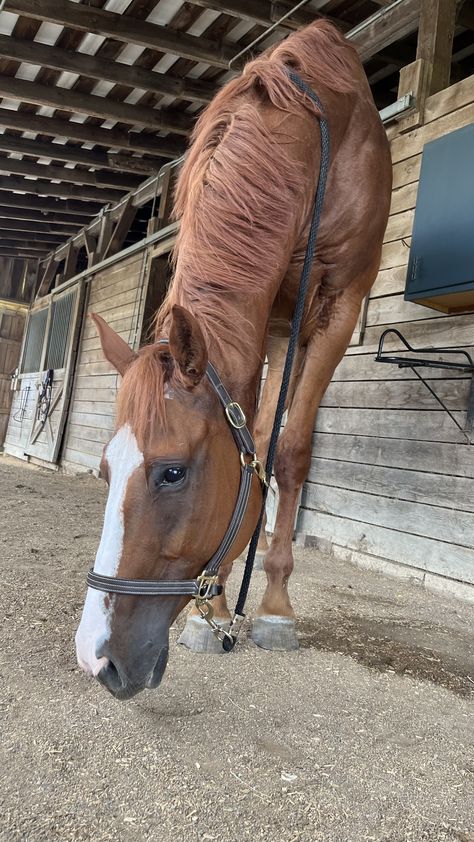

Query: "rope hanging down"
(225, 70), (331, 650)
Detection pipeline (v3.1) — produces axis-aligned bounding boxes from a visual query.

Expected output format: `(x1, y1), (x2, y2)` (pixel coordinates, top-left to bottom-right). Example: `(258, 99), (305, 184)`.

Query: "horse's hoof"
(178, 616), (230, 654)
(251, 616), (299, 651)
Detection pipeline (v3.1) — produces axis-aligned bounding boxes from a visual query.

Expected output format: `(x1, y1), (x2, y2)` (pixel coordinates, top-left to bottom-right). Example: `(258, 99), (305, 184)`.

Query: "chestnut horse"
(75, 20), (391, 699)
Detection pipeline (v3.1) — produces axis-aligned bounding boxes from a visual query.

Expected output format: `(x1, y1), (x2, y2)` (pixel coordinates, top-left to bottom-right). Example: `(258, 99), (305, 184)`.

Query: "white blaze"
(75, 424), (144, 676)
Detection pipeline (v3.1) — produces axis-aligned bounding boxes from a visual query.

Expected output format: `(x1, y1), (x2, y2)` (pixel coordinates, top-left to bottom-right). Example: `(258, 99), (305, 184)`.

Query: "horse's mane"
(123, 22), (360, 442)
(155, 20), (360, 356)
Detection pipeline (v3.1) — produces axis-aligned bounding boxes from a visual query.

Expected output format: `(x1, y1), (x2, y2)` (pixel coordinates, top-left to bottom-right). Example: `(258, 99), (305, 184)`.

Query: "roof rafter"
(0, 34), (215, 105)
(0, 217), (83, 235)
(186, 0), (320, 29)
(0, 207), (92, 226)
(0, 108), (185, 158)
(0, 76), (192, 135)
(0, 175), (124, 204)
(3, 0), (236, 68)
(0, 157), (142, 191)
(0, 187), (103, 214)
(0, 134), (161, 175)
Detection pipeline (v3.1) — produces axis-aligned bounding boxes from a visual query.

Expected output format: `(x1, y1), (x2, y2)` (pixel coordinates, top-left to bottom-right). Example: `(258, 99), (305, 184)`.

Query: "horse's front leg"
(178, 558), (233, 654)
(253, 332), (303, 567)
(252, 290), (364, 651)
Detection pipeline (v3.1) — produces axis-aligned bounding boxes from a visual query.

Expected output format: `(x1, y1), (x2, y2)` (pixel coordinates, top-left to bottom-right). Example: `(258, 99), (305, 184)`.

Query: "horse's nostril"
(97, 659), (125, 694)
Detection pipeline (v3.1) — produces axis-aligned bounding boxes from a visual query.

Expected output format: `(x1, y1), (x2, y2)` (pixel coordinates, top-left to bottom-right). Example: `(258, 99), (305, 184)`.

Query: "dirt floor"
(0, 455), (473, 842)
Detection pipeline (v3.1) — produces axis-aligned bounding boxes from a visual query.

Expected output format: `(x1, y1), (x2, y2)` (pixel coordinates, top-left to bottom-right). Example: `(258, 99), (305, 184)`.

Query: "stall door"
(25, 284), (84, 465)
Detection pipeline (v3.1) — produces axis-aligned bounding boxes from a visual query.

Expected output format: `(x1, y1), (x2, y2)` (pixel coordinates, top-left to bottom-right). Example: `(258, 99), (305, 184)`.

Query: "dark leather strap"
(205, 362), (256, 456)
(87, 570), (222, 597)
(204, 463), (255, 576)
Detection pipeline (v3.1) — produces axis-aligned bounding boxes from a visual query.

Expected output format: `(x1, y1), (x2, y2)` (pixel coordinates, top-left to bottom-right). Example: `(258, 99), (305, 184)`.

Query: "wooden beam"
(0, 175), (123, 204)
(0, 76), (192, 136)
(0, 156), (142, 191)
(43, 164), (173, 265)
(0, 133), (161, 176)
(0, 231), (65, 244)
(416, 0), (458, 94)
(103, 197), (138, 259)
(186, 0), (318, 28)
(0, 207), (90, 227)
(4, 0), (236, 68)
(0, 217), (82, 235)
(0, 34), (214, 105)
(0, 249), (41, 259)
(1, 239), (50, 251)
(0, 107), (185, 158)
(348, 0), (422, 62)
(0, 191), (101, 217)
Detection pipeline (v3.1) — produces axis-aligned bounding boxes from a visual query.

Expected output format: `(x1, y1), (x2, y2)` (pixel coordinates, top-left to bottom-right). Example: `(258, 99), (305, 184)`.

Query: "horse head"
(75, 306), (262, 699)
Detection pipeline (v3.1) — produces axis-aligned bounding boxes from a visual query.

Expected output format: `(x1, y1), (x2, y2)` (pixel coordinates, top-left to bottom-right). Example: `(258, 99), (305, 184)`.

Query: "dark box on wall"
(404, 122), (474, 313)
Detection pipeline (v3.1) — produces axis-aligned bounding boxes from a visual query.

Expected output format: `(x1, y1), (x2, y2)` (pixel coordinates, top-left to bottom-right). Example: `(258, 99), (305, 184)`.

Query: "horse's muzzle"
(96, 644), (169, 700)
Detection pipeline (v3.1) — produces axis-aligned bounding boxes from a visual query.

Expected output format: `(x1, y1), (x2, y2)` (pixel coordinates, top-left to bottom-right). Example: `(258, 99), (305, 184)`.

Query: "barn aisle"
(0, 456), (473, 842)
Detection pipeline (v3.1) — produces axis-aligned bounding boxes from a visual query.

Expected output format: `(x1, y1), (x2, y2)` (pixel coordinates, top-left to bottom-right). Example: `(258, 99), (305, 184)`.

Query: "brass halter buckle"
(225, 401), (247, 429)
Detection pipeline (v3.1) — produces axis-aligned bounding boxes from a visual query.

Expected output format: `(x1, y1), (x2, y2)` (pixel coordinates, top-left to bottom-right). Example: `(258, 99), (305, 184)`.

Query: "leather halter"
(86, 343), (266, 611)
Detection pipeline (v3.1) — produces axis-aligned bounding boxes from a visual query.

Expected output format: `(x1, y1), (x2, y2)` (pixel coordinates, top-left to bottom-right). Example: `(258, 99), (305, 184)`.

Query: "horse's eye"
(162, 466), (186, 485)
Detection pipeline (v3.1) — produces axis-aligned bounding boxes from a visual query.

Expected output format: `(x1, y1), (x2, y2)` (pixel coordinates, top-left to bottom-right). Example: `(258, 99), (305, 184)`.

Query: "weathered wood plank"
(64, 435), (106, 458)
(302, 482), (474, 547)
(379, 239), (411, 271)
(297, 509), (474, 583)
(65, 422), (111, 445)
(392, 155), (421, 190)
(371, 265), (408, 297)
(366, 294), (449, 326)
(73, 388), (118, 404)
(390, 182), (419, 215)
(74, 373), (119, 391)
(72, 399), (117, 416)
(322, 377), (469, 410)
(391, 101), (474, 164)
(60, 447), (100, 472)
(308, 455), (474, 512)
(312, 431), (474, 478)
(315, 407), (467, 443)
(424, 75), (474, 124)
(69, 410), (115, 429)
(383, 210), (414, 243)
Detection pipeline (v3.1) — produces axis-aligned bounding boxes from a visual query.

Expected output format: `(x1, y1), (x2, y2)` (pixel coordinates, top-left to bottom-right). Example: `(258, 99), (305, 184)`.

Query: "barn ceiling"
(0, 0), (473, 273)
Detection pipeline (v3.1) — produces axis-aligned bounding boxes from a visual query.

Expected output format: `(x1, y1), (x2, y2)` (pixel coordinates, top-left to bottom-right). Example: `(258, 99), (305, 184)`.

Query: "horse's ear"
(90, 313), (138, 376)
(169, 305), (208, 387)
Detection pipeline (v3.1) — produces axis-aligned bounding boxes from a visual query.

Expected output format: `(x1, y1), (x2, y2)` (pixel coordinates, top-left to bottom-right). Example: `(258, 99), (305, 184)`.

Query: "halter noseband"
(86, 342), (266, 647)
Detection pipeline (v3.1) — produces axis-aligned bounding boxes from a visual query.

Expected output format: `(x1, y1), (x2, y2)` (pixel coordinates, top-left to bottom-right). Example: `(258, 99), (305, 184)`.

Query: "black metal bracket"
(375, 328), (474, 444)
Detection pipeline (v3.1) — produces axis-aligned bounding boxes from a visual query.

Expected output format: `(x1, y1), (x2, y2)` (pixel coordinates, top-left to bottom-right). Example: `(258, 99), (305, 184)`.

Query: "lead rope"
(224, 70), (331, 651)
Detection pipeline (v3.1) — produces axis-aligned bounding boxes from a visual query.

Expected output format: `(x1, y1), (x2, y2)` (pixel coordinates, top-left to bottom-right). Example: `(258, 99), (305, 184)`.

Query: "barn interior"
(0, 0), (473, 600)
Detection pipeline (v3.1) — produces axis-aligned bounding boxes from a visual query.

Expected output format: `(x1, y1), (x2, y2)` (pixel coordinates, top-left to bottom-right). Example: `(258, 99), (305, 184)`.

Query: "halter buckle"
(196, 572), (222, 602)
(225, 401), (247, 429)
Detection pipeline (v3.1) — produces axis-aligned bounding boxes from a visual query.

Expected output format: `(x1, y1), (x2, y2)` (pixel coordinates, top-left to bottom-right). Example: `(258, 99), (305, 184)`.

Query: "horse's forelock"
(116, 345), (170, 446)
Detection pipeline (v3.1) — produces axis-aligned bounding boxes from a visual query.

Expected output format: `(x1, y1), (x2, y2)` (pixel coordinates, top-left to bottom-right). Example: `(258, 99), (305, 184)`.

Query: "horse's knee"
(274, 430), (311, 492)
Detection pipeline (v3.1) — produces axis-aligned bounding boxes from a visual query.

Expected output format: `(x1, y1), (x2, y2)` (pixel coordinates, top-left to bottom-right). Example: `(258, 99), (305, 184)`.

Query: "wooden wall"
(0, 305), (26, 446)
(60, 250), (148, 474)
(298, 75), (474, 587)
